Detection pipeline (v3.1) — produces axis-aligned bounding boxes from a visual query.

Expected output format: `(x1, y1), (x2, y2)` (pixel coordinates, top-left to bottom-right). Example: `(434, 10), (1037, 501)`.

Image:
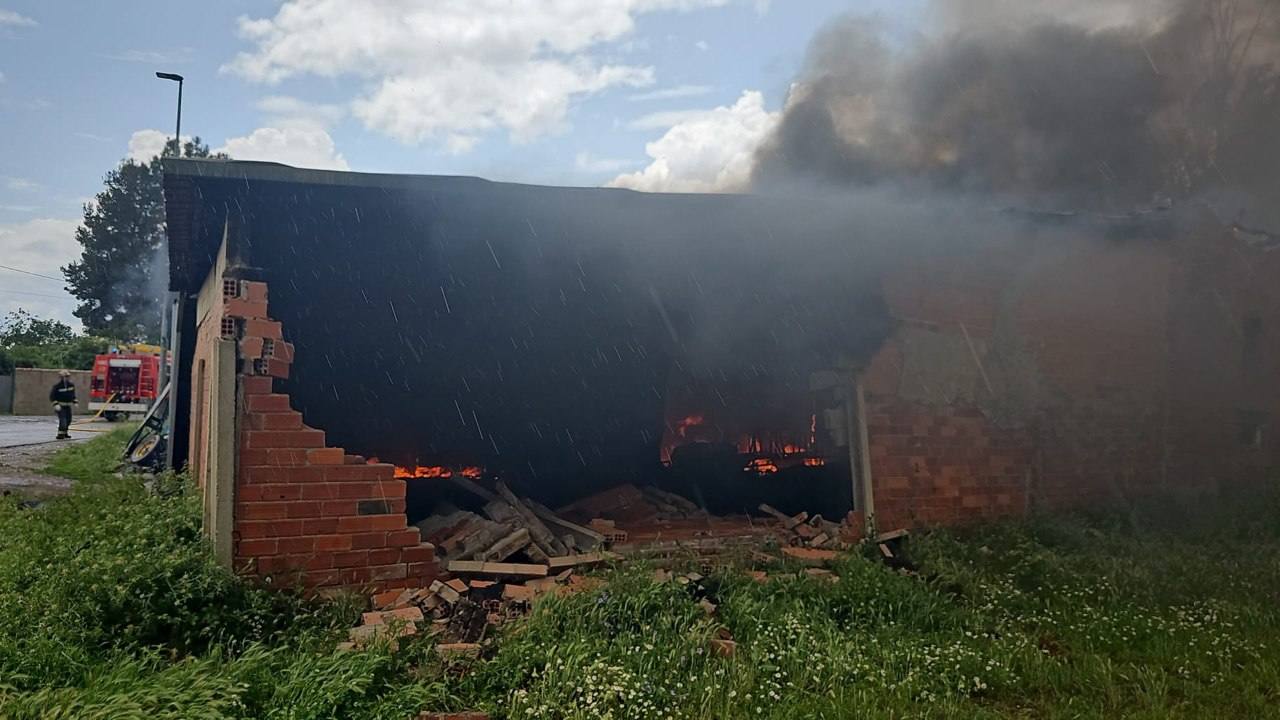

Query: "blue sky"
(0, 0), (920, 327)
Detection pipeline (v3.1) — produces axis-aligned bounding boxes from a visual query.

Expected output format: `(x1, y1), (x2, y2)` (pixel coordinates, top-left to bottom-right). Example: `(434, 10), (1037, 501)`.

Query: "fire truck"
(89, 344), (165, 420)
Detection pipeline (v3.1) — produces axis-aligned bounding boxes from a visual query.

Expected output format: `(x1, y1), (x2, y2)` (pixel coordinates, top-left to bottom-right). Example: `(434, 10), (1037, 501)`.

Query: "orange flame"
(394, 465), (452, 479)
(675, 414), (705, 437)
(744, 457), (779, 474)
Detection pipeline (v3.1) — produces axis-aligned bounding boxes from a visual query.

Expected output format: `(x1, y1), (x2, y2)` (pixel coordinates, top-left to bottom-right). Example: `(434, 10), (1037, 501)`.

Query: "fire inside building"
(163, 158), (1279, 592)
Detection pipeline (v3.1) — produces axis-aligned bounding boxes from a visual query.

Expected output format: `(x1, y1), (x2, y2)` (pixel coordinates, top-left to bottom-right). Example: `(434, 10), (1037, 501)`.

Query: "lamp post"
(155, 72), (184, 469)
(155, 72), (183, 156)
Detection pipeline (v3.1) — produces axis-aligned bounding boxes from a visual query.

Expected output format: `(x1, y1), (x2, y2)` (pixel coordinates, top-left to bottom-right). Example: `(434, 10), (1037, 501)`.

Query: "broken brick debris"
(760, 503), (852, 551)
(781, 546), (839, 566)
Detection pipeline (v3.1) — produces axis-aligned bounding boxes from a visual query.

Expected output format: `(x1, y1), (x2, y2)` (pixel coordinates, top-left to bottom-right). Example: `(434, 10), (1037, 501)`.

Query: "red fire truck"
(89, 344), (164, 420)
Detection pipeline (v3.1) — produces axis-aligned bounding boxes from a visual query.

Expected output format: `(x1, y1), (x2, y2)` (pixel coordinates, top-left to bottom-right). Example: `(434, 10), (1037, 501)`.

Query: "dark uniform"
(50, 375), (76, 440)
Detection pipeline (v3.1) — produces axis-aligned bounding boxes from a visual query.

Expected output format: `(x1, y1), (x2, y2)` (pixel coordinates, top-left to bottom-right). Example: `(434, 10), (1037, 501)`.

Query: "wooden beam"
(546, 551), (621, 569)
(447, 560), (548, 578)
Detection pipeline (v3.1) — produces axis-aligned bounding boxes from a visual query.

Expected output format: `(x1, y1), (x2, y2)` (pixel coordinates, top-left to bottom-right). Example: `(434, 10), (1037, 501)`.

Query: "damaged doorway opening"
(364, 361), (870, 564)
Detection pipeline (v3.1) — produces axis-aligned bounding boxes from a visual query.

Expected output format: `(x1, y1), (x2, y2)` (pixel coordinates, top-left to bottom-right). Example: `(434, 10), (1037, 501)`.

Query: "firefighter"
(50, 370), (77, 440)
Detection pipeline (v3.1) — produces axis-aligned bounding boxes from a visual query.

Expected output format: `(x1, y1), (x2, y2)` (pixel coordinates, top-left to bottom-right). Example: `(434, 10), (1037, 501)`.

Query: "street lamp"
(155, 72), (183, 156)
(154, 71), (184, 470)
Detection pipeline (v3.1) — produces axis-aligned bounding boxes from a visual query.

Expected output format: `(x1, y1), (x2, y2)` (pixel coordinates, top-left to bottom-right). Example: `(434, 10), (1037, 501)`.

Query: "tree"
(62, 138), (224, 342)
(0, 309), (109, 372)
(0, 309), (74, 347)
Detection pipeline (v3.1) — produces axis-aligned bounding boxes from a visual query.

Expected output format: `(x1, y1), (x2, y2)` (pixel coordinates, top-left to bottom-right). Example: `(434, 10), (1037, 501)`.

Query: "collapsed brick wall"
(223, 280), (439, 591)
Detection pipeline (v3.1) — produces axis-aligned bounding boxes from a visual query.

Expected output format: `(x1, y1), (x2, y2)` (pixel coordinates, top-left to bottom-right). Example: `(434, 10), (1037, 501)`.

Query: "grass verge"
(2, 432), (1278, 718)
(41, 424), (138, 484)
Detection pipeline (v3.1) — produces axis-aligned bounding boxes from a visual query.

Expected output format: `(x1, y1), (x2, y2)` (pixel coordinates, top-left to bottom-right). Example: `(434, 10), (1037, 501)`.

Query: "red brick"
(237, 519), (304, 538)
(280, 553), (333, 571)
(224, 297), (268, 319)
(243, 318), (283, 339)
(308, 448), (345, 465)
(266, 358), (291, 379)
(237, 502), (290, 521)
(240, 448), (310, 467)
(301, 518), (340, 535)
(240, 465), (324, 485)
(337, 566), (373, 584)
(245, 393), (290, 411)
(239, 336), (265, 359)
(333, 482), (380, 499)
(243, 411), (304, 430)
(323, 464), (395, 481)
(274, 341), (295, 362)
(369, 563), (409, 581)
(303, 569), (342, 587)
(285, 501), (324, 518)
(407, 562), (438, 578)
(337, 515), (406, 533)
(241, 280), (268, 303)
(300, 483), (340, 500)
(238, 484), (303, 502)
(351, 532), (389, 549)
(320, 500), (360, 516)
(237, 538), (279, 556)
(374, 480), (407, 496)
(386, 529), (421, 547)
(332, 550), (371, 567)
(367, 548), (401, 565)
(400, 544), (436, 563)
(278, 536), (317, 554)
(315, 534), (354, 551)
(241, 429), (326, 449)
(240, 374), (274, 396)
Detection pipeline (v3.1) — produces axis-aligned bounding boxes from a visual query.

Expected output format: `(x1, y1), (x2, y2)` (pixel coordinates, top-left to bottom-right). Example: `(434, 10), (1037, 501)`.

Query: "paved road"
(0, 415), (99, 448)
(0, 415), (110, 498)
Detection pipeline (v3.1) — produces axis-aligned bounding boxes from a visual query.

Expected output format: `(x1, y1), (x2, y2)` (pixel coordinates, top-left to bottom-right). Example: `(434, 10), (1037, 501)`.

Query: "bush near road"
(1, 429), (1278, 718)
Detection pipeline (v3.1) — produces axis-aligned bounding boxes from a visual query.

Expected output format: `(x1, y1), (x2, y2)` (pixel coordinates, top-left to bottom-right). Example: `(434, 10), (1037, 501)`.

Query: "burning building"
(164, 158), (1279, 592)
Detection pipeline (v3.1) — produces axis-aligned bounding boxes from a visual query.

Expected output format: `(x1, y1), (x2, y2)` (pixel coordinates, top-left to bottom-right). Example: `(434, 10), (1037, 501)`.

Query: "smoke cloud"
(752, 0), (1280, 222)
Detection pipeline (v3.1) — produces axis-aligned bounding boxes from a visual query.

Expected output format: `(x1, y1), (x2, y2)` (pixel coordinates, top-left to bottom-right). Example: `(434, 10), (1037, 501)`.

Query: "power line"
(0, 289), (68, 300)
(0, 263), (63, 283)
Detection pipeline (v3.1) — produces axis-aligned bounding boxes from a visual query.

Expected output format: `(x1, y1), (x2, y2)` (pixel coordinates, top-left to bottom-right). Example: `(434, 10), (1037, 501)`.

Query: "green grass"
(3, 431), (1279, 718)
(41, 424), (138, 483)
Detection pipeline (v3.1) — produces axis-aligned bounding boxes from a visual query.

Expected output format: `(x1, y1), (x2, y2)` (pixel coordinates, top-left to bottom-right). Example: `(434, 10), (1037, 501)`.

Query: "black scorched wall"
(167, 164), (891, 505)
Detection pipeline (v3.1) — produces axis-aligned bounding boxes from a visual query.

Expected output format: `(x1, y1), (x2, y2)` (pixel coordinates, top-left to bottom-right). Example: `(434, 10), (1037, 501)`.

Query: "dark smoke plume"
(753, 0), (1280, 220)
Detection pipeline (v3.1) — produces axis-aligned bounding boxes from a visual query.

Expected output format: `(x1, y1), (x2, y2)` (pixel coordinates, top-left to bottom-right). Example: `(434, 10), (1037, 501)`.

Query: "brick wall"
(223, 279), (439, 591)
(859, 235), (1186, 532)
(866, 397), (1032, 531)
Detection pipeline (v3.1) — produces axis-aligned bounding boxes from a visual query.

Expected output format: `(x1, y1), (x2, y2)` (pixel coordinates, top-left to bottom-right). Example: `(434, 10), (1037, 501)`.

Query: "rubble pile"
(757, 503), (851, 550)
(344, 560), (612, 652)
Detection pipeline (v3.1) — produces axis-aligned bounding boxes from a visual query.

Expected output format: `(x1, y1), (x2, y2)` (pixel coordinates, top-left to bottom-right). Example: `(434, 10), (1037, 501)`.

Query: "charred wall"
(165, 162), (892, 508)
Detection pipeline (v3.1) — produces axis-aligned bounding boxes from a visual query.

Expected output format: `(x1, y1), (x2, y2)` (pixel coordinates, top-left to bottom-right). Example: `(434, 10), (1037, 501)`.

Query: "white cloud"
(224, 0), (733, 150)
(216, 123), (349, 171)
(4, 177), (39, 192)
(575, 152), (635, 173)
(0, 9), (36, 26)
(626, 108), (708, 130)
(628, 84), (713, 102)
(352, 60), (651, 146)
(694, 40), (710, 51)
(257, 95), (345, 126)
(126, 129), (187, 163)
(609, 89), (778, 193)
(102, 48), (194, 64)
(0, 218), (81, 328)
